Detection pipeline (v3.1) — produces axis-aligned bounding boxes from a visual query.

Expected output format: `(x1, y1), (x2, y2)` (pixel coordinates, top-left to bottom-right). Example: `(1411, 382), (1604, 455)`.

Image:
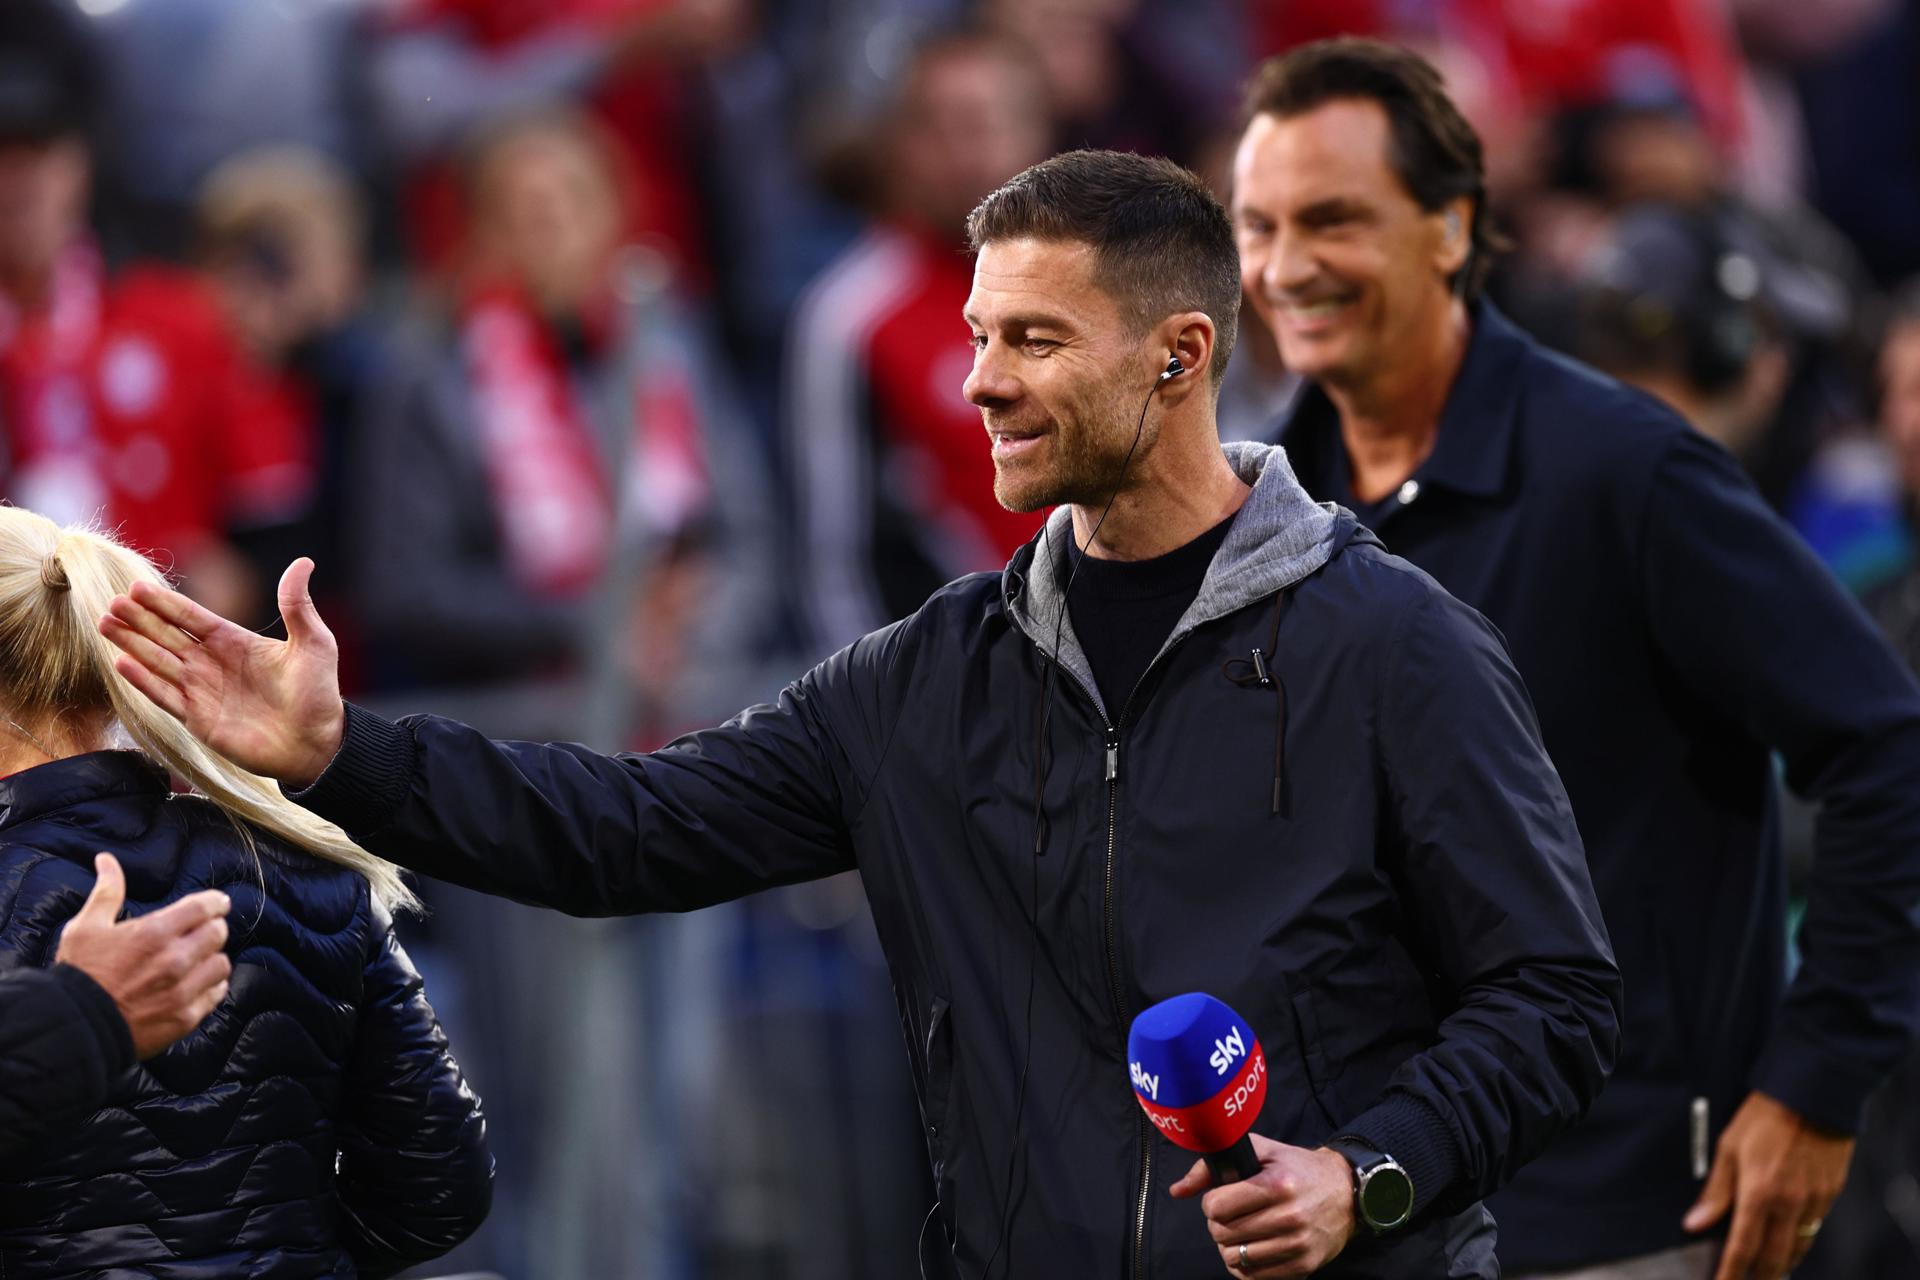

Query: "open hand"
(55, 854), (233, 1059)
(1171, 1134), (1356, 1277)
(100, 558), (345, 788)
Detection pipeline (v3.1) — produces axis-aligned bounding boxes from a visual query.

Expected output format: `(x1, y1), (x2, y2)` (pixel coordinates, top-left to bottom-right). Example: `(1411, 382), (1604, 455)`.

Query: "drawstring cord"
(1222, 589), (1292, 815)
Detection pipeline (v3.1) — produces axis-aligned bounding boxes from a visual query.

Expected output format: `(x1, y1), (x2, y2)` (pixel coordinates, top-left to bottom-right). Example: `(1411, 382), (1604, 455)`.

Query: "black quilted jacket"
(0, 751), (492, 1279)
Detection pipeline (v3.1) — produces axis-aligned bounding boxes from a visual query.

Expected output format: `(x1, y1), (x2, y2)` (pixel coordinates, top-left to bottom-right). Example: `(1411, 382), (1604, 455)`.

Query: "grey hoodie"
(1008, 440), (1341, 722)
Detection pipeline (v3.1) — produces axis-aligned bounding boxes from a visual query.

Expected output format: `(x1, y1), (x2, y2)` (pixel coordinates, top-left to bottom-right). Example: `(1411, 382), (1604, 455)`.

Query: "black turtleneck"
(1061, 511), (1238, 720)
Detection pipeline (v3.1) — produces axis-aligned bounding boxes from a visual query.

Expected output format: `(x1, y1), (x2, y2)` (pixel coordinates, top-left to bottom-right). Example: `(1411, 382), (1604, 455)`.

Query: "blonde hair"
(0, 508), (418, 914)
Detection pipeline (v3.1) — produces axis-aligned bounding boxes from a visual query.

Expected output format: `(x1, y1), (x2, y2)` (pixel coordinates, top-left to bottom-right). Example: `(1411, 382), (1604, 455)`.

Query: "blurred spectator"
(366, 0), (752, 282)
(82, 0), (374, 259)
(1500, 88), (1870, 509)
(1774, 0), (1920, 284)
(1576, 204), (1793, 461)
(1796, 276), (1920, 1280)
(1865, 282), (1920, 666)
(1254, 0), (1752, 157)
(355, 107), (768, 734)
(982, 0), (1214, 161)
(190, 145), (386, 687)
(0, 0), (314, 625)
(1192, 125), (1299, 442)
(786, 27), (1050, 653)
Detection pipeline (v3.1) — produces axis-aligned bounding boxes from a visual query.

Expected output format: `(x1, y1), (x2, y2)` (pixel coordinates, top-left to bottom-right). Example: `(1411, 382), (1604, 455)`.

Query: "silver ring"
(1239, 1242), (1251, 1268)
(1798, 1218), (1824, 1239)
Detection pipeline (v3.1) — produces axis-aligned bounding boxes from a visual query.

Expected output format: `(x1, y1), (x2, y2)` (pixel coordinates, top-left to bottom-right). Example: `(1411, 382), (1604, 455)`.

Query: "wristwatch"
(1326, 1136), (1415, 1234)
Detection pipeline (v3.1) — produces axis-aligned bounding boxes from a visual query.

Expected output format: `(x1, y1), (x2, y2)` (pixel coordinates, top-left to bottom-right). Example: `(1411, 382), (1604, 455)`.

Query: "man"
(1, 853), (232, 1161)
(787, 27), (1053, 653)
(1233, 38), (1920, 1280)
(104, 150), (1620, 1279)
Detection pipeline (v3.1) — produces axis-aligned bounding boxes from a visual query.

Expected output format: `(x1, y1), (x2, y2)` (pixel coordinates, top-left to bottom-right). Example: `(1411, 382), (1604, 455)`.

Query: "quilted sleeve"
(0, 963), (135, 1161)
(335, 911), (492, 1277)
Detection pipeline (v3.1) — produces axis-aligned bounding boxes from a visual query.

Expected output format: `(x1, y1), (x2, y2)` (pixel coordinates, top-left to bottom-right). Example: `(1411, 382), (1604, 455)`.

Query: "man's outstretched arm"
(102, 560), (874, 916)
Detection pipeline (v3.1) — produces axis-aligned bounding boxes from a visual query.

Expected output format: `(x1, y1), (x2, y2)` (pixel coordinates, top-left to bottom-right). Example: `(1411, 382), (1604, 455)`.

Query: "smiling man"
(100, 149), (1619, 1279)
(1239, 38), (1920, 1280)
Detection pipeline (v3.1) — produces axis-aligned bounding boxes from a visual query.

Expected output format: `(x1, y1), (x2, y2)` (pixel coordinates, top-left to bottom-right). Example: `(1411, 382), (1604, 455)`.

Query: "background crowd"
(2, 0), (1918, 1277)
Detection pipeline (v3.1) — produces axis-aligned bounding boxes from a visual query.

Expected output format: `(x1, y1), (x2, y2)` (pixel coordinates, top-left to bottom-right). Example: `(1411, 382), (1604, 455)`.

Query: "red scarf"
(461, 286), (710, 597)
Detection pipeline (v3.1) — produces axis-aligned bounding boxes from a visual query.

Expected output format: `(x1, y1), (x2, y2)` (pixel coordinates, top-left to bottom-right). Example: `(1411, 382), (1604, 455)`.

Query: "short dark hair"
(966, 149), (1241, 383)
(1244, 38), (1502, 300)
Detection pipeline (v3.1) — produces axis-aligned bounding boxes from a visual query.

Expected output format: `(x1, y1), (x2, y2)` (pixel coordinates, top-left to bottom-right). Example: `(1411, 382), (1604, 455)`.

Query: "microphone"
(1127, 992), (1268, 1183)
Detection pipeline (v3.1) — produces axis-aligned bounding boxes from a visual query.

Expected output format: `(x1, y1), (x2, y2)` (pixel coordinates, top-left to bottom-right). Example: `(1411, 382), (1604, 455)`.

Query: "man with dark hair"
(1238, 36), (1920, 1280)
(104, 147), (1620, 1279)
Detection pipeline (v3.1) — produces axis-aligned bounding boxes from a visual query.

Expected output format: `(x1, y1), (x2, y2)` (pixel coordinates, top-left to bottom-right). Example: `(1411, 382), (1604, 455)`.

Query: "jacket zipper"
(1024, 614), (1189, 1280)
(1101, 723), (1152, 1280)
(1104, 637), (1189, 1280)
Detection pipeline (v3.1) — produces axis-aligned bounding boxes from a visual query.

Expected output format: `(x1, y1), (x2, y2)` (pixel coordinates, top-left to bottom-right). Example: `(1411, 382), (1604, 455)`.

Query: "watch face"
(1361, 1163), (1414, 1229)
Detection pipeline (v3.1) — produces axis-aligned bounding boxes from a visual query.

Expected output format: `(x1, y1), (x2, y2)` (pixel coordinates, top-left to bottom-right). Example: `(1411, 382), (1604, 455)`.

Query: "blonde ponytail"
(0, 508), (418, 914)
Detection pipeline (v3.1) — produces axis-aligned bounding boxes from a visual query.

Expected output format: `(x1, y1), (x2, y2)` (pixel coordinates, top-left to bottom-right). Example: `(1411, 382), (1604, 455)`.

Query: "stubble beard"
(990, 380), (1143, 514)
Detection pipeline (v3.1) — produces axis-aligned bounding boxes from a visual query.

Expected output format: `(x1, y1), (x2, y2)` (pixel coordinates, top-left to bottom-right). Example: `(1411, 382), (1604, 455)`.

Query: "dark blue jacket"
(0, 963), (134, 1161)
(292, 443), (1621, 1279)
(0, 751), (493, 1279)
(1277, 303), (1920, 1271)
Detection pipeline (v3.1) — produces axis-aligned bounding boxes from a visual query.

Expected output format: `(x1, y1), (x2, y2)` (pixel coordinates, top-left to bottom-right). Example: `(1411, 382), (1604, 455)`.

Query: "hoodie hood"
(1005, 441), (1346, 720)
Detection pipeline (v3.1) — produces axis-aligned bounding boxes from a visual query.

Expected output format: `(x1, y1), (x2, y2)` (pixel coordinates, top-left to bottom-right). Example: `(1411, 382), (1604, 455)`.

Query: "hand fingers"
(111, 654), (189, 720)
(276, 558), (336, 651)
(124, 579), (228, 642)
(1686, 1151), (1736, 1234)
(1713, 1191), (1767, 1280)
(105, 593), (203, 663)
(1220, 1234), (1311, 1278)
(75, 853), (127, 924)
(1203, 1176), (1292, 1226)
(1208, 1203), (1303, 1246)
(99, 615), (188, 686)
(1170, 1158), (1214, 1200)
(170, 915), (230, 973)
(143, 887), (233, 929)
(140, 889), (233, 942)
(178, 946), (233, 995)
(1748, 1205), (1800, 1280)
(1788, 1220), (1824, 1273)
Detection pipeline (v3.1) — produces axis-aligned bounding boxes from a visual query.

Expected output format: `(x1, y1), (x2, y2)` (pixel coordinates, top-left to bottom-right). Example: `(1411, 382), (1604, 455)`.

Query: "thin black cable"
(978, 370), (1168, 1280)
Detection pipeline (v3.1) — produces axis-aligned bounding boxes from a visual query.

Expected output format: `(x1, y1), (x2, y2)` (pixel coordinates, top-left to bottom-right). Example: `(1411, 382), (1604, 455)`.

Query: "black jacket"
(296, 442), (1621, 1279)
(1278, 304), (1920, 1270)
(0, 751), (493, 1279)
(0, 963), (133, 1161)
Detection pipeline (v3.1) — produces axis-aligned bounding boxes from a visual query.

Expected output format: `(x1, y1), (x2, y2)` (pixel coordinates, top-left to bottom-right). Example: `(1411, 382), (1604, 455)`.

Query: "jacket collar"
(0, 751), (170, 832)
(1003, 441), (1344, 721)
(1277, 300), (1531, 502)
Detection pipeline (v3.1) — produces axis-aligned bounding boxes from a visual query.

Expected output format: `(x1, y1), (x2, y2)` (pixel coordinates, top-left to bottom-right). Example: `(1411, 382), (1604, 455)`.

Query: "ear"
(1156, 312), (1217, 401)
(1435, 196), (1474, 283)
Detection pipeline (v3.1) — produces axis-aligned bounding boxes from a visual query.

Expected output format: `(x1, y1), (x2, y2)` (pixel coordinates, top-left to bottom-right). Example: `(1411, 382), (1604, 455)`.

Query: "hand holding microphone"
(1132, 993), (1358, 1277)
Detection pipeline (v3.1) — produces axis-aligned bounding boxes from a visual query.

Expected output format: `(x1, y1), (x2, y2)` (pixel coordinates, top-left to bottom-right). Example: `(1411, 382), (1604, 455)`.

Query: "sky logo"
(1130, 1061), (1161, 1101)
(1209, 1025), (1246, 1076)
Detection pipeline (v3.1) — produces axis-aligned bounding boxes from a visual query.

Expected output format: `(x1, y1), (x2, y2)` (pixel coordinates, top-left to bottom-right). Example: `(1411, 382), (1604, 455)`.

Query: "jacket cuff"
(1332, 1092), (1465, 1220)
(283, 702), (418, 839)
(1751, 1024), (1878, 1135)
(50, 963), (136, 1075)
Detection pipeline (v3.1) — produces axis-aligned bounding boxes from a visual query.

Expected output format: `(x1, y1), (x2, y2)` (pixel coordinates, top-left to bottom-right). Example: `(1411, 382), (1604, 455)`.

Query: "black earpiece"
(1159, 354), (1186, 382)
